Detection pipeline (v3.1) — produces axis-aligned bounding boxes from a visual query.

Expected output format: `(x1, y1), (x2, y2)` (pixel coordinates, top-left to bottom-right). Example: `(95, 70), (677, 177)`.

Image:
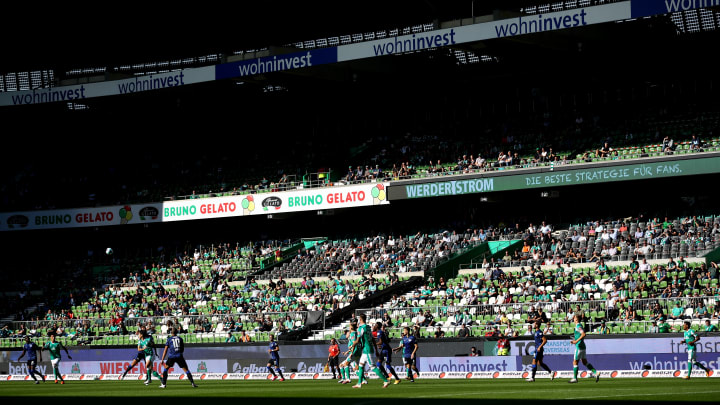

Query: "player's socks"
(267, 366), (277, 377)
(275, 367), (285, 380)
(573, 366), (578, 380)
(28, 370), (37, 381)
(376, 362), (389, 379)
(694, 361), (709, 372)
(123, 364), (134, 376)
(186, 371), (195, 384)
(386, 364), (400, 380)
(373, 367), (388, 383)
(687, 361), (693, 375)
(531, 364), (537, 379)
(586, 363), (597, 375)
(162, 369), (169, 385)
(357, 366), (365, 384)
(540, 363), (552, 374)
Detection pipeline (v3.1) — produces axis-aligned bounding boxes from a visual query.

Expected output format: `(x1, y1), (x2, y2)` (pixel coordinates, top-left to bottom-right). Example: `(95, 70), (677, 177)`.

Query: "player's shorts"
(328, 356), (339, 367)
(574, 347), (586, 361)
(144, 354), (154, 365)
(268, 358), (280, 367)
(403, 356), (414, 366)
(51, 358), (61, 368)
(165, 356), (189, 370)
(344, 353), (361, 365)
(533, 349), (544, 363)
(358, 352), (373, 367)
(380, 349), (392, 364)
(687, 348), (696, 362)
(134, 352), (146, 363)
(26, 359), (37, 368)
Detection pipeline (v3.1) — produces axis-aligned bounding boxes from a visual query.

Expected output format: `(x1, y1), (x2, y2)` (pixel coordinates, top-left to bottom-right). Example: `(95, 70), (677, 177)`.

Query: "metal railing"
(1, 311), (316, 341)
(355, 296), (719, 327)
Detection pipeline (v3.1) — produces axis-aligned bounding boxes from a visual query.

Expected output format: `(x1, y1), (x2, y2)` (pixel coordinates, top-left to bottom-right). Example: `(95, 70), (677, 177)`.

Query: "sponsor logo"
(439, 372), (469, 379)
(466, 373), (473, 379)
(522, 371), (529, 379)
(196, 361), (208, 373)
(7, 215), (28, 228)
(62, 374), (83, 381)
(673, 370), (681, 377)
(642, 370), (649, 378)
(468, 372), (494, 379)
(118, 206), (132, 224)
(139, 207), (159, 220)
(242, 196), (255, 214)
(262, 197), (282, 211)
(224, 374), (245, 380)
(288, 373), (319, 379)
(35, 214), (72, 226)
(610, 371), (618, 378)
(493, 372), (500, 379)
(76, 211), (114, 224)
(580, 371), (588, 378)
(71, 363), (81, 374)
(497, 371), (525, 378)
(200, 373), (226, 380)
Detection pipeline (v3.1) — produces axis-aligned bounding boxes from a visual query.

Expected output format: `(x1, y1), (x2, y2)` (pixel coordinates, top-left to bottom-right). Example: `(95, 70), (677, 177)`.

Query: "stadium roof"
(0, 0), (566, 73)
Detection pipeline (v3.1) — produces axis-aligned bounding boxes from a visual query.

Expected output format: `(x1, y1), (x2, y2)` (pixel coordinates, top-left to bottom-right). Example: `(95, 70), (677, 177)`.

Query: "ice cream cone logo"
(371, 184), (386, 205)
(119, 205), (133, 224)
(242, 196), (255, 215)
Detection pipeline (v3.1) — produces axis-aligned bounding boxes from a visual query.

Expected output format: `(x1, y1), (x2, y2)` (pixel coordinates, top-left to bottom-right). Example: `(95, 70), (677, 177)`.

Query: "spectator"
(226, 332), (237, 343)
(469, 346), (479, 356)
(658, 317), (672, 333)
(705, 320), (718, 332)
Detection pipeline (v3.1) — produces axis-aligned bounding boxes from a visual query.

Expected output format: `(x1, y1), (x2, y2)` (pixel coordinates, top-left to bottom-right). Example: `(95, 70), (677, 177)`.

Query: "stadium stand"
(3, 0), (720, 361)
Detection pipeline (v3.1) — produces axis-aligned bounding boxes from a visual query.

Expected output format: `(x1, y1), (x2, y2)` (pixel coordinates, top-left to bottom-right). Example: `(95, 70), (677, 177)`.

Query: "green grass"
(1, 378), (718, 405)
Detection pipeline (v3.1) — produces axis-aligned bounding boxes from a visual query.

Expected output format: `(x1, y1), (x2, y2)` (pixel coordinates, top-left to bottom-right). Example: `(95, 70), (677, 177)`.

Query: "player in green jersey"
(569, 314), (599, 383)
(120, 329), (156, 385)
(350, 314), (390, 389)
(44, 334), (72, 384)
(339, 324), (361, 384)
(681, 321), (711, 379)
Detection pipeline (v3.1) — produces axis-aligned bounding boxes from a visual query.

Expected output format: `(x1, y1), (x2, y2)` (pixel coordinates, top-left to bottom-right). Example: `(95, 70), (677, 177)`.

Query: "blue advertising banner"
(631, 0), (720, 18)
(419, 356), (518, 373)
(215, 48), (338, 80)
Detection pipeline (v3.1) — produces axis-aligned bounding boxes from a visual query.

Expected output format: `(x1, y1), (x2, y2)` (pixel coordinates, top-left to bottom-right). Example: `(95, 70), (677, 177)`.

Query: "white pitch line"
(417, 388), (720, 400)
(564, 390), (720, 400)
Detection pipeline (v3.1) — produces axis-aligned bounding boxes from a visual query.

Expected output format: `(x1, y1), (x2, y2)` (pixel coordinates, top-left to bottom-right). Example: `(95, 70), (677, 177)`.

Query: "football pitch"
(1, 378), (718, 405)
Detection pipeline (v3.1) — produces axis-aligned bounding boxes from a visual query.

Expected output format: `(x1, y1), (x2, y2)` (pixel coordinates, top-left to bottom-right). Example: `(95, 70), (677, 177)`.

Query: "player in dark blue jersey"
(267, 334), (285, 381)
(158, 328), (197, 388)
(375, 322), (401, 384)
(526, 322), (554, 382)
(393, 327), (418, 382)
(17, 336), (45, 384)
